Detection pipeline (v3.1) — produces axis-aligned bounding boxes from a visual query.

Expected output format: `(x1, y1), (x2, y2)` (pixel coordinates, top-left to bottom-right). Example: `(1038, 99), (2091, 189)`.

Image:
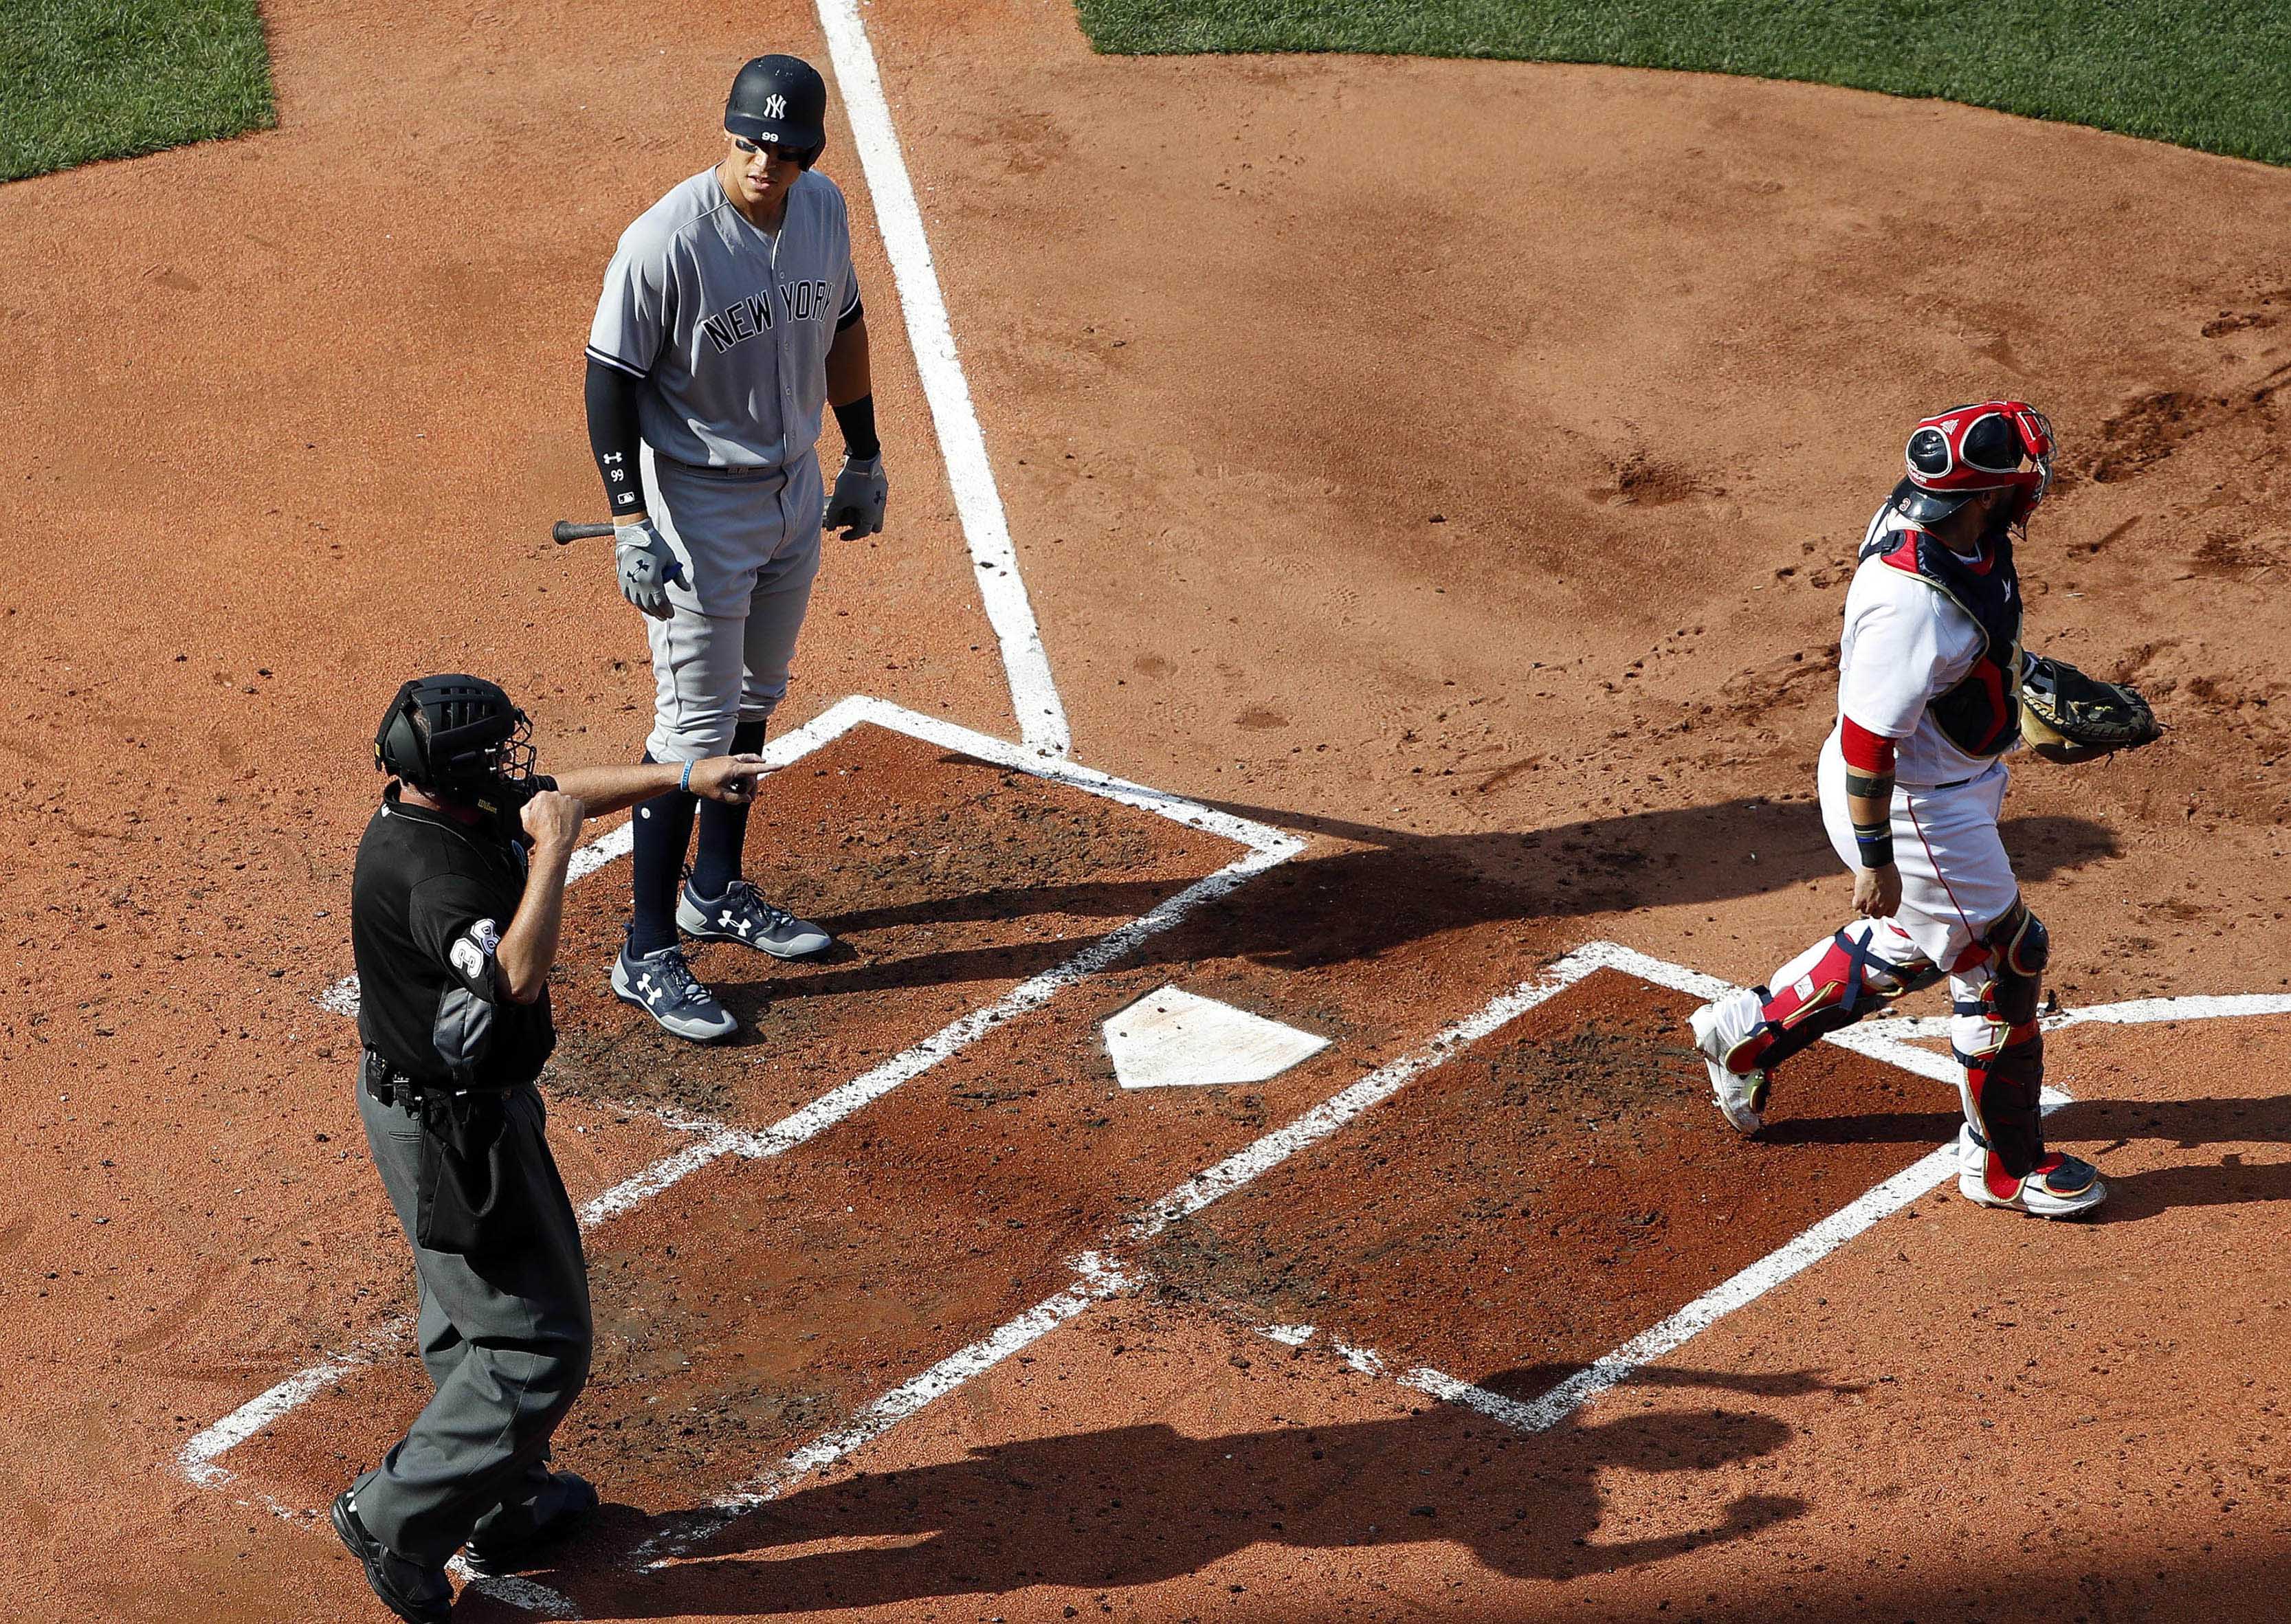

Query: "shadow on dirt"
(534, 1365), (1834, 1619)
(1756, 1094), (2291, 1221)
(731, 794), (2117, 997)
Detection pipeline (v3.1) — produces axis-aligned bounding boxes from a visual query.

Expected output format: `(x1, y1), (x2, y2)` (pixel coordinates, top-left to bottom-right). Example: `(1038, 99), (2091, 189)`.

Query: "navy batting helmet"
(727, 55), (828, 166)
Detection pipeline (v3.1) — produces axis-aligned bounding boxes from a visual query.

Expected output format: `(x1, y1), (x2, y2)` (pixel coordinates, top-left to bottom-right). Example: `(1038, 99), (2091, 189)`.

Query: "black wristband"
(832, 393), (881, 460)
(584, 355), (648, 517)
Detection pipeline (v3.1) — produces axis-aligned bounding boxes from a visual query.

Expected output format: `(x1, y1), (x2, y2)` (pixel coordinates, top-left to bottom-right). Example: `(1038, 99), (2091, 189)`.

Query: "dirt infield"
(1147, 971), (1948, 1380)
(5, 0), (2291, 1619)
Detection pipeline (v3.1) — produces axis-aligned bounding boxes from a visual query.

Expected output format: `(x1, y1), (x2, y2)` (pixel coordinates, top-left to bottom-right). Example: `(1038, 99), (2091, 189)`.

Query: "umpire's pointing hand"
(824, 454), (888, 539)
(688, 753), (768, 805)
(615, 518), (685, 620)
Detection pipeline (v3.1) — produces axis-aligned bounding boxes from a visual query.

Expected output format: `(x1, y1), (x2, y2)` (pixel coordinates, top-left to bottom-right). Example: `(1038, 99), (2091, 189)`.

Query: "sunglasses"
(732, 135), (806, 163)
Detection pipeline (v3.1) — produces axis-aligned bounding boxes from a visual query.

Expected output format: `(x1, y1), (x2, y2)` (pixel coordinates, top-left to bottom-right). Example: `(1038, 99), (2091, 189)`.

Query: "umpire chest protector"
(1866, 525), (2025, 759)
(351, 786), (555, 1088)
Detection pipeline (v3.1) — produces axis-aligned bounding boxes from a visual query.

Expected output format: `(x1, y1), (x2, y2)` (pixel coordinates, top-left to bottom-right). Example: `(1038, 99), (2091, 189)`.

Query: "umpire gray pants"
(353, 1078), (593, 1567)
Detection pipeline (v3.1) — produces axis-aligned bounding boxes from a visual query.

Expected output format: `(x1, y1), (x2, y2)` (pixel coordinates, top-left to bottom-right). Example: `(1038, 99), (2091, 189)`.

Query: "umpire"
(332, 674), (766, 1622)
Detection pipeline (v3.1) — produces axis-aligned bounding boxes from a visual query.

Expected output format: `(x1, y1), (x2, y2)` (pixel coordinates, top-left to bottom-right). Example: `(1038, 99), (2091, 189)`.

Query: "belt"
(653, 454), (795, 484)
(359, 1049), (473, 1109)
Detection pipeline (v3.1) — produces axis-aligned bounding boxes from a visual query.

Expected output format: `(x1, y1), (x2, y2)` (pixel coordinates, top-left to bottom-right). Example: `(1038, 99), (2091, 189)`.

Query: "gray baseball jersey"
(586, 166), (861, 471)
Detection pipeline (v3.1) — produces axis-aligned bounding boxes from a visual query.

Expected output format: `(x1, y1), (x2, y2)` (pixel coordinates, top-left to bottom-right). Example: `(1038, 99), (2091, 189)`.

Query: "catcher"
(1690, 401), (2158, 1217)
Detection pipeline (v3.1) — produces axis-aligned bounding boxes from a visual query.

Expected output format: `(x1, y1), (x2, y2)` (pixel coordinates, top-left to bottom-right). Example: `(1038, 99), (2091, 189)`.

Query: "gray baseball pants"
(641, 445), (826, 763)
(351, 1077), (593, 1567)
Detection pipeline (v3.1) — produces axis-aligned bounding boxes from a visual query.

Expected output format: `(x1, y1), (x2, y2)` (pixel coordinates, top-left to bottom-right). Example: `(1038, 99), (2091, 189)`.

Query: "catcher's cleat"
(677, 877), (832, 959)
(1956, 1126), (2106, 1217)
(461, 1471), (599, 1578)
(612, 936), (738, 1042)
(331, 1490), (452, 1624)
(1690, 990), (1771, 1134)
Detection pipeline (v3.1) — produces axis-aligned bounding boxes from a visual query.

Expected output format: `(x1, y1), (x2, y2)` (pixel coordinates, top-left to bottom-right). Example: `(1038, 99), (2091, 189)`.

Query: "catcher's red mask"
(1898, 400), (2055, 529)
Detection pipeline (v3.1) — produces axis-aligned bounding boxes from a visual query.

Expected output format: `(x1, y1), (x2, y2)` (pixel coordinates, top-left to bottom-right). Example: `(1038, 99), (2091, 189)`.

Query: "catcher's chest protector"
(1868, 528), (2024, 759)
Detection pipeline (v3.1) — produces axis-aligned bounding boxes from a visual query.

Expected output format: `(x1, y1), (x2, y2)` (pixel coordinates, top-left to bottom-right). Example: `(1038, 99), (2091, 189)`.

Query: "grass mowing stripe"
(1075, 0), (2291, 168)
(3, 0), (277, 182)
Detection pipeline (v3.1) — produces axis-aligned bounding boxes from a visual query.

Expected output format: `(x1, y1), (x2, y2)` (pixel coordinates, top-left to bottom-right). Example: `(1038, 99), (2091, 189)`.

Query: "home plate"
(1103, 986), (1330, 1090)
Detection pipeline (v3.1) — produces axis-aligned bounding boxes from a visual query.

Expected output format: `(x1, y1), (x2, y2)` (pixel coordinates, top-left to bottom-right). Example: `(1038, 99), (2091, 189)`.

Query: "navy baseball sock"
(691, 719), (767, 899)
(628, 752), (698, 957)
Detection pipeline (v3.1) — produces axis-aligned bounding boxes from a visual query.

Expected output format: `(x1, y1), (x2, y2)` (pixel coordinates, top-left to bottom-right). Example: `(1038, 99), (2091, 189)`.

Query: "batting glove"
(823, 454), (888, 540)
(615, 518), (685, 620)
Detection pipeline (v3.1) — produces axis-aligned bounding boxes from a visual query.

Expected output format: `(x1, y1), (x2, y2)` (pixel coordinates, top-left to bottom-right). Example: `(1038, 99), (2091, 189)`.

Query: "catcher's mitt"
(2019, 652), (2162, 764)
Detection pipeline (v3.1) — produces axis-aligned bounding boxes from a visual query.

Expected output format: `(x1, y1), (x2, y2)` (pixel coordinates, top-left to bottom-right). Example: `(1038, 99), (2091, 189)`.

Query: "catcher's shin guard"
(1951, 902), (2103, 1216)
(1736, 921), (1938, 1074)
(1690, 921), (1936, 1134)
(1986, 898), (2048, 1025)
(1954, 1023), (2048, 1179)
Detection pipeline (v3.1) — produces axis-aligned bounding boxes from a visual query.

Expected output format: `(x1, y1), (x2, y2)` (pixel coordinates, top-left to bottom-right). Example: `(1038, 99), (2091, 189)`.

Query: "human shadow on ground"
(708, 794), (2116, 999)
(1757, 1094), (2291, 1221)
(539, 1364), (1834, 1619)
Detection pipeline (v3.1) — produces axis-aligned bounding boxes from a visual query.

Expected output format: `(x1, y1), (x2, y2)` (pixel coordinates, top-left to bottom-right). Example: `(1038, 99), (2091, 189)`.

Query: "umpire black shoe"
(331, 1489), (452, 1623)
(461, 1469), (600, 1577)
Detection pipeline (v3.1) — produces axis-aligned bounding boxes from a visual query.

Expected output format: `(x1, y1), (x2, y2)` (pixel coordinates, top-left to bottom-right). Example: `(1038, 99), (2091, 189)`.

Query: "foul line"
(183, 697), (1296, 1500)
(817, 0), (1070, 758)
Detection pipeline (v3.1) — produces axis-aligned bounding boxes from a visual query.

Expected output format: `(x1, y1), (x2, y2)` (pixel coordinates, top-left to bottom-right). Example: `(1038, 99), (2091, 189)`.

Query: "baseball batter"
(583, 54), (889, 1041)
(1690, 401), (2107, 1218)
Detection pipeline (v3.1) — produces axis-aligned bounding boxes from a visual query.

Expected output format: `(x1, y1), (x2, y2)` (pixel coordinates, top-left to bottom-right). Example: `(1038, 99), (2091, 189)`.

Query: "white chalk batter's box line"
(214, 890), (2290, 1617)
(181, 696), (1299, 1570)
(619, 942), (2291, 1590)
(311, 691), (1284, 1023)
(217, 693), (2291, 1559)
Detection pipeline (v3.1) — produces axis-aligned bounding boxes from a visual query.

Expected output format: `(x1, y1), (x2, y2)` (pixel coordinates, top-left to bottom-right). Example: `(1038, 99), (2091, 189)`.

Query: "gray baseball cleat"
(332, 1489), (452, 1624)
(612, 937), (738, 1042)
(677, 876), (832, 959)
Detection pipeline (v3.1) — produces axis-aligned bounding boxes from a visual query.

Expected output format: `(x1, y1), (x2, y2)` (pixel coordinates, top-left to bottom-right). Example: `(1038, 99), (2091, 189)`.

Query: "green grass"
(2, 0), (276, 182)
(1076, 0), (2291, 168)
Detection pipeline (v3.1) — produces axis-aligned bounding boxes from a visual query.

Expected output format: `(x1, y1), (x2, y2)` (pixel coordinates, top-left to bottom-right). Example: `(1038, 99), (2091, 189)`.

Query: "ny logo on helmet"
(763, 93), (787, 119)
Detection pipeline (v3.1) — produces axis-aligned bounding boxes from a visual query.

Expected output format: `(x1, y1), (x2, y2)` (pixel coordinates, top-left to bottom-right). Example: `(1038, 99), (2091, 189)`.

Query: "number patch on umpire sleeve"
(447, 918), (501, 986)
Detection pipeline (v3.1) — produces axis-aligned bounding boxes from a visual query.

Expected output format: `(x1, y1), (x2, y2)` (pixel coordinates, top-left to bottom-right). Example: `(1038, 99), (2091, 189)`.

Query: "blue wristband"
(679, 761), (694, 794)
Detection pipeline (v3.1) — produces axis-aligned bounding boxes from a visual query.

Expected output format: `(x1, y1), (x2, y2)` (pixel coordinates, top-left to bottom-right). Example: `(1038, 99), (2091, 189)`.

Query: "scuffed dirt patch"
(1158, 968), (1949, 1379)
(544, 722), (1240, 1125)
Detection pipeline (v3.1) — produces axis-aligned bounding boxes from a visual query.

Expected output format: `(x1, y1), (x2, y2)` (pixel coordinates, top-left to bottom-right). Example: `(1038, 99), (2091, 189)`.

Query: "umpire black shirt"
(351, 783), (555, 1087)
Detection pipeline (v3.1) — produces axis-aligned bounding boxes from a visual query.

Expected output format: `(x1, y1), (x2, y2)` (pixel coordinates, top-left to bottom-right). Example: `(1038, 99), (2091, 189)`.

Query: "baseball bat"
(553, 521), (615, 544)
